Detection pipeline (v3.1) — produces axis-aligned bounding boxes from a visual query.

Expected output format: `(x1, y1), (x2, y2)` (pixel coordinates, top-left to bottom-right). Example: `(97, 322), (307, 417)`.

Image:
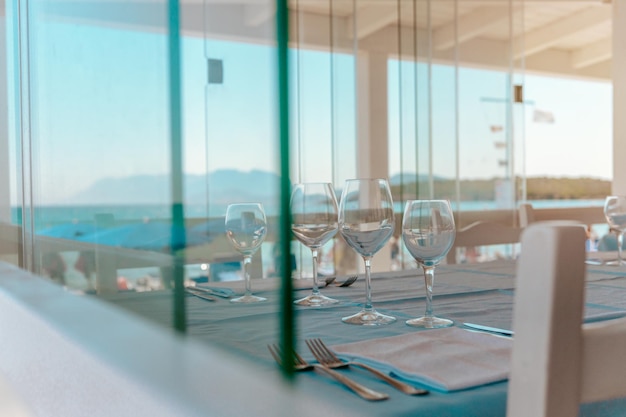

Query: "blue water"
(18, 199), (607, 287)
(12, 199), (606, 230)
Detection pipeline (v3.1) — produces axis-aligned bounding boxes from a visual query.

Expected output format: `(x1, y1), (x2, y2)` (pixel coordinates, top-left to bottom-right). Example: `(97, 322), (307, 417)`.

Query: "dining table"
(101, 258), (626, 416)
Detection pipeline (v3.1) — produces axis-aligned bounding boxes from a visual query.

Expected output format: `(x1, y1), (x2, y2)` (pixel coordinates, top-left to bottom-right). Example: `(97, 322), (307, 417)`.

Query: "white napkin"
(332, 327), (512, 392)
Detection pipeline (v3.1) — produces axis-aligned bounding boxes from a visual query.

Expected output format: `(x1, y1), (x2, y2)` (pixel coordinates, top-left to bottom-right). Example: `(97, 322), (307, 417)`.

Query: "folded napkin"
(332, 327), (512, 392)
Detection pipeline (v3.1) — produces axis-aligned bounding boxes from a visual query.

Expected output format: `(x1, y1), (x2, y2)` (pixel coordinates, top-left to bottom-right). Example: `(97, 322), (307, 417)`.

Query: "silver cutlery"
(324, 276), (336, 285)
(186, 285), (233, 299)
(463, 322), (514, 336)
(305, 338), (428, 396)
(185, 288), (216, 302)
(324, 275), (358, 287)
(267, 344), (388, 401)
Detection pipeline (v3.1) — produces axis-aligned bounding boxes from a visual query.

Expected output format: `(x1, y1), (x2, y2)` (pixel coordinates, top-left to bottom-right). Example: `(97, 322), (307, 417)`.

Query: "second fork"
(306, 338), (428, 396)
(267, 344), (388, 401)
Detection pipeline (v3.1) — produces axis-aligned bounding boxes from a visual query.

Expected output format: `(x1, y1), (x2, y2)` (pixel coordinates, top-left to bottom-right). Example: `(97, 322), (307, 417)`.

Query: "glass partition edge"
(276, 0), (295, 379)
(168, 0), (186, 333)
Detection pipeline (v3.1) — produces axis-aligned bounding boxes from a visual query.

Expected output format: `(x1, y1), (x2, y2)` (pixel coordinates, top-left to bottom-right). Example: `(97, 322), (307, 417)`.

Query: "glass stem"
(423, 266), (435, 318)
(243, 255), (252, 296)
(311, 248), (320, 295)
(619, 232), (624, 265)
(364, 257), (373, 311)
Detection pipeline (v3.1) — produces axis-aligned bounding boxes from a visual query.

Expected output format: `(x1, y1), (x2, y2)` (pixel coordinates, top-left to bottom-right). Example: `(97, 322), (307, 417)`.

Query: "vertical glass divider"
(454, 0), (461, 211)
(15, 0), (35, 272)
(396, 0), (404, 215)
(329, 0), (336, 186)
(167, 0), (187, 333)
(507, 0), (515, 209)
(427, 0), (434, 198)
(276, 0), (295, 379)
(412, 0), (419, 202)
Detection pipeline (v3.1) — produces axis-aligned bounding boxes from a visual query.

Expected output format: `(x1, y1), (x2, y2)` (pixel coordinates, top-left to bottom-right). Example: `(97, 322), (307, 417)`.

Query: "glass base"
(230, 294), (267, 303)
(294, 292), (339, 307)
(604, 259), (626, 266)
(406, 316), (453, 328)
(342, 309), (396, 326)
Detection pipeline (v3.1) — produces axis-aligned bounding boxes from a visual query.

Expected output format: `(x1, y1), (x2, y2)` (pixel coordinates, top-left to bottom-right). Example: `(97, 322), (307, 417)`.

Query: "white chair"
(507, 222), (626, 417)
(446, 220), (522, 264)
(518, 202), (605, 228)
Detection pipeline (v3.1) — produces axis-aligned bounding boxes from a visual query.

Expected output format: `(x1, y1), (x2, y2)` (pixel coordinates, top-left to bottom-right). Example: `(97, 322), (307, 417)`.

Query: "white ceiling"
(289, 0), (613, 80)
(43, 0), (614, 80)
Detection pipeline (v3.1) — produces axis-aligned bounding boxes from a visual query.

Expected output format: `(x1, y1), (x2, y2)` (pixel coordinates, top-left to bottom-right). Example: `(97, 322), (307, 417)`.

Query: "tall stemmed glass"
(604, 196), (626, 266)
(339, 178), (396, 325)
(225, 203), (268, 303)
(291, 183), (340, 306)
(402, 200), (456, 328)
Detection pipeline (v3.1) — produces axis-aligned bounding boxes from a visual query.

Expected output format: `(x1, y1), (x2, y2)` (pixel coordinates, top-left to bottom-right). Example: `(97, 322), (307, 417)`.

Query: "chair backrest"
(446, 220), (522, 264)
(507, 222), (626, 417)
(518, 202), (605, 228)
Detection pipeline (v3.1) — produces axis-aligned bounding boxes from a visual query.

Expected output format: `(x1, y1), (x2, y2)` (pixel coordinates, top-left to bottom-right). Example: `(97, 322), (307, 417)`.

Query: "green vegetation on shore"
(391, 177), (611, 201)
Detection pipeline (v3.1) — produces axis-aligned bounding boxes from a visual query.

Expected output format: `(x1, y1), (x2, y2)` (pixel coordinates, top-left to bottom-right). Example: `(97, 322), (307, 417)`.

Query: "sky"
(8, 20), (613, 205)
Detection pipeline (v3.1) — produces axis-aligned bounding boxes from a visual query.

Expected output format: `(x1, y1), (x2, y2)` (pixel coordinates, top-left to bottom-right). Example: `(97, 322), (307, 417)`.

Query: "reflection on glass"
(402, 200), (456, 328)
(604, 196), (626, 267)
(291, 183), (339, 307)
(339, 179), (396, 326)
(225, 203), (268, 303)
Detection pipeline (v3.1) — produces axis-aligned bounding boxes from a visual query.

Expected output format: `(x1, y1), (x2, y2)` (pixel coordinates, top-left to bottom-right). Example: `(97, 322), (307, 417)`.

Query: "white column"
(356, 51), (389, 179)
(613, 0), (626, 194)
(356, 51), (392, 272)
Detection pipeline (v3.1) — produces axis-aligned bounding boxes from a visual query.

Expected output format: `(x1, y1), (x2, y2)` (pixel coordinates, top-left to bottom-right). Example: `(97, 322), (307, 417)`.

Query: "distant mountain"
(68, 169), (281, 206)
(69, 170), (450, 205)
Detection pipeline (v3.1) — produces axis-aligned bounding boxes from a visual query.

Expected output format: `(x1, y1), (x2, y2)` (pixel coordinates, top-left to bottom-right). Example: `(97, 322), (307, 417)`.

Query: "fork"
(267, 344), (388, 401)
(324, 275), (358, 287)
(305, 338), (428, 396)
(336, 275), (358, 287)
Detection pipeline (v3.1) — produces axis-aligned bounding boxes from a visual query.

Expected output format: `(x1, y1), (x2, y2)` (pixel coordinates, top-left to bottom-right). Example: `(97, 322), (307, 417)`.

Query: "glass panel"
(6, 0), (292, 361)
(388, 0), (523, 265)
(200, 3), (278, 283)
(17, 2), (176, 295)
(1, 1), (20, 267)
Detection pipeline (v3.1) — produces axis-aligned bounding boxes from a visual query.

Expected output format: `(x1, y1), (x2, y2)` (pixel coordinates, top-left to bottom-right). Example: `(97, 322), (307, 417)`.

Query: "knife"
(463, 322), (514, 336)
(189, 286), (234, 298)
(185, 288), (217, 302)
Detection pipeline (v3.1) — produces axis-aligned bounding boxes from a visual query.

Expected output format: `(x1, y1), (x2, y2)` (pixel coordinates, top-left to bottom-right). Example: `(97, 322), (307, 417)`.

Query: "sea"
(12, 199), (607, 227)
(11, 199), (607, 290)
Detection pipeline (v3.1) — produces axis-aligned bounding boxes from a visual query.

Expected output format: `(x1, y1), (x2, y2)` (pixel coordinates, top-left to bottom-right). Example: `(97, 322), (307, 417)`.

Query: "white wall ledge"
(0, 262), (354, 417)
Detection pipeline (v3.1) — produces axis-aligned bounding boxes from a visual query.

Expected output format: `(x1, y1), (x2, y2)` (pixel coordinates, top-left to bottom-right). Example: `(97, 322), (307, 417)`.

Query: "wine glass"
(604, 196), (626, 266)
(225, 203), (268, 303)
(402, 200), (456, 328)
(338, 178), (396, 325)
(291, 183), (340, 306)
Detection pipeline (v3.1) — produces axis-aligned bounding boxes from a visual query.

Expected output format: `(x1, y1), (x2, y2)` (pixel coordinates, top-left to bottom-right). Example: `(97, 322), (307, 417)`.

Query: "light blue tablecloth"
(103, 260), (626, 417)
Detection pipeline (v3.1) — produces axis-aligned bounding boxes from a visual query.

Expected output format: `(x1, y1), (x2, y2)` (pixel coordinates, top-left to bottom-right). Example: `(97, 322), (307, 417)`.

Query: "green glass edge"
(276, 0), (295, 378)
(168, 0), (187, 333)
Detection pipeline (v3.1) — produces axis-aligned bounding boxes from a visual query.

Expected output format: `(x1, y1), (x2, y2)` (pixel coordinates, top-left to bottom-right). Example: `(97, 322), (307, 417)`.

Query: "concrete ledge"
(0, 262), (353, 417)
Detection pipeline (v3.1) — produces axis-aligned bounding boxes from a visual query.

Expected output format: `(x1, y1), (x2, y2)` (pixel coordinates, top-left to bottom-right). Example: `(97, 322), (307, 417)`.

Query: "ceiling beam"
(347, 4), (398, 40)
(360, 24), (610, 82)
(244, 4), (275, 27)
(571, 38), (611, 69)
(434, 6), (515, 51)
(514, 5), (611, 59)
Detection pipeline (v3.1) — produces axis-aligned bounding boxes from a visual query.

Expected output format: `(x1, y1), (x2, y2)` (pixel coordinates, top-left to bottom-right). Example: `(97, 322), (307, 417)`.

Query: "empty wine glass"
(225, 203), (268, 303)
(604, 196), (626, 266)
(338, 178), (396, 325)
(291, 182), (340, 306)
(402, 200), (456, 328)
